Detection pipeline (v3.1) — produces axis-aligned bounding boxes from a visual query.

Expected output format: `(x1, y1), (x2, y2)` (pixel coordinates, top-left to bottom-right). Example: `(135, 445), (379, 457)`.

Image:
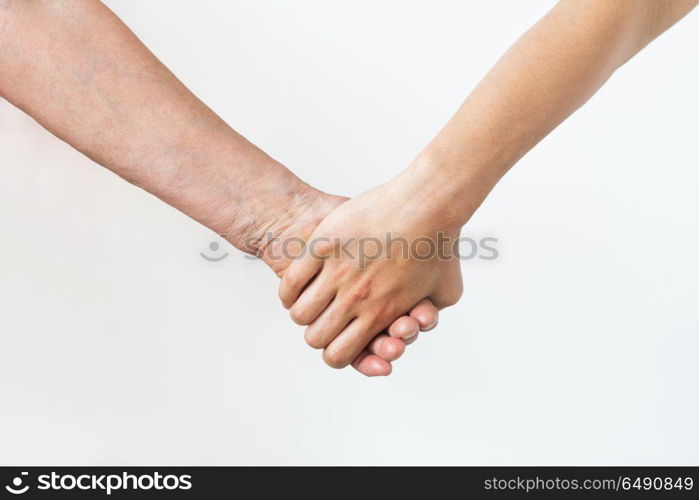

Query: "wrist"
(141, 128), (320, 254)
(176, 164), (319, 253)
(398, 146), (501, 229)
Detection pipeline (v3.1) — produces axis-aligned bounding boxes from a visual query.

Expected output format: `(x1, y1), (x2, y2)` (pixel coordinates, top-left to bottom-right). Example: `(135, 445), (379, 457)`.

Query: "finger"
(323, 317), (384, 369)
(351, 351), (392, 377)
(387, 315), (420, 340)
(367, 333), (405, 362)
(304, 298), (355, 349)
(289, 270), (337, 325)
(409, 298), (439, 331)
(278, 253), (324, 309)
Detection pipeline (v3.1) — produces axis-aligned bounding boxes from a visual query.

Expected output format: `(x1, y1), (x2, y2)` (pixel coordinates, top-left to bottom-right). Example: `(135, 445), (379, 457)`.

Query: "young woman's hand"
(279, 171), (465, 369)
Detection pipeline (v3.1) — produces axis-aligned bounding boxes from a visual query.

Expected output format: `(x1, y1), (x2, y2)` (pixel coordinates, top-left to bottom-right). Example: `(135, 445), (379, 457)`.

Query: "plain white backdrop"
(1, 0), (697, 465)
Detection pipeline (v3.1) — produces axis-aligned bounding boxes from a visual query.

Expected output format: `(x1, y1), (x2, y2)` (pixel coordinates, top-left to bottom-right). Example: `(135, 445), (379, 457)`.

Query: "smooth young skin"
(0, 0), (440, 376)
(282, 0), (698, 369)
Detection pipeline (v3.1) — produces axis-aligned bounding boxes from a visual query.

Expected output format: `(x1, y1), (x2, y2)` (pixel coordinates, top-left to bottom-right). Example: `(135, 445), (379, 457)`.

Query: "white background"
(1, 0), (697, 465)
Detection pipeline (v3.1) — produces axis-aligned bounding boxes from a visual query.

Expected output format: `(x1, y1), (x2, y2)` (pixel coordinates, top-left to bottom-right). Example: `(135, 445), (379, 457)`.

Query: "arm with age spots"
(281, 0), (698, 369)
(0, 0), (439, 376)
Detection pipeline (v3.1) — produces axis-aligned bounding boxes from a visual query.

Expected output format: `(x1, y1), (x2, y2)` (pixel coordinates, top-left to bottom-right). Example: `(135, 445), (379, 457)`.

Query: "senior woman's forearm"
(0, 0), (309, 243)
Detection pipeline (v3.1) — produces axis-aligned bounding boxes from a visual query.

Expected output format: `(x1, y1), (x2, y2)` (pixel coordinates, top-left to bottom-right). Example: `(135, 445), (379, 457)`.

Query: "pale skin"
(282, 0), (698, 369)
(0, 0), (440, 376)
(2, 1), (696, 375)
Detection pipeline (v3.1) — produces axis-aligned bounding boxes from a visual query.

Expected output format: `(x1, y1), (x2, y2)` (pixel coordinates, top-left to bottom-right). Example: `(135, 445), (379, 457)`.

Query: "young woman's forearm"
(410, 0), (698, 226)
(0, 0), (311, 246)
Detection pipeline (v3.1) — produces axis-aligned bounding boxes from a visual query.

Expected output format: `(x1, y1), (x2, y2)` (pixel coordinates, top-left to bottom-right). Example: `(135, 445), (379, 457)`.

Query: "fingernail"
(422, 321), (437, 332)
(404, 330), (419, 341)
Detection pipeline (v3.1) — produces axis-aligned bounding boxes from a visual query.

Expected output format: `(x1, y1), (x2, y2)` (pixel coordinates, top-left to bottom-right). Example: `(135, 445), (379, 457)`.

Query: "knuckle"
(304, 329), (326, 350)
(278, 286), (293, 309)
(311, 238), (334, 258)
(323, 347), (351, 369)
(289, 305), (310, 325)
(283, 271), (300, 291)
(440, 284), (463, 308)
(333, 261), (352, 281)
(346, 279), (372, 306)
(277, 287), (289, 307)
